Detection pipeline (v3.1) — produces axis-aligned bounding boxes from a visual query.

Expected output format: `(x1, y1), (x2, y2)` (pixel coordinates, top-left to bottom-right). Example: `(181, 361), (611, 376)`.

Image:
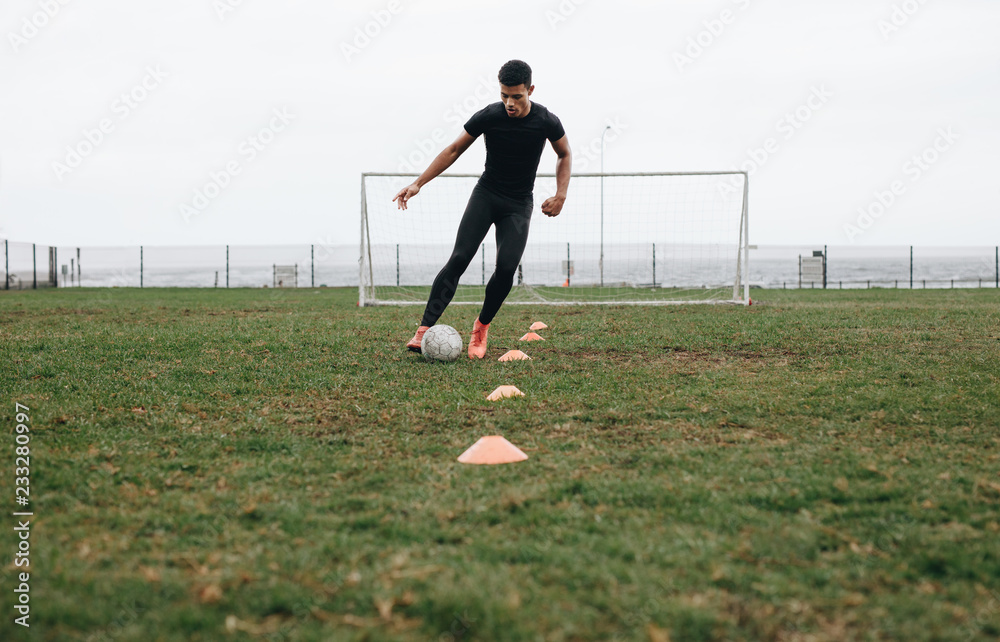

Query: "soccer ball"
(421, 325), (463, 362)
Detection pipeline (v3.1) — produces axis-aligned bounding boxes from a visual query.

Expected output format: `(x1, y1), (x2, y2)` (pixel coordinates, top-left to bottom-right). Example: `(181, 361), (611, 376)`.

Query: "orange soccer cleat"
(468, 318), (490, 359)
(406, 325), (430, 352)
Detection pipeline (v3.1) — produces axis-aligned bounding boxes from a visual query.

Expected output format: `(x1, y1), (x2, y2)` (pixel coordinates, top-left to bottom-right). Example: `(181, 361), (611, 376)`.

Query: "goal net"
(360, 172), (749, 306)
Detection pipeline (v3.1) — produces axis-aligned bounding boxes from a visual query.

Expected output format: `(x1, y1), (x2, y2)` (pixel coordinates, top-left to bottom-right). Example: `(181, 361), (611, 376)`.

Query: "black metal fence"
(3, 240), (998, 291)
(779, 245), (999, 290)
(2, 240), (60, 290)
(1, 241), (358, 290)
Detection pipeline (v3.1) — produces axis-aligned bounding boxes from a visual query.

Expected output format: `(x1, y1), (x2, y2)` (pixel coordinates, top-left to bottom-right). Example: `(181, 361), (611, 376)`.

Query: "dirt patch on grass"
(561, 346), (802, 368)
(559, 347), (652, 365)
(664, 346), (801, 362)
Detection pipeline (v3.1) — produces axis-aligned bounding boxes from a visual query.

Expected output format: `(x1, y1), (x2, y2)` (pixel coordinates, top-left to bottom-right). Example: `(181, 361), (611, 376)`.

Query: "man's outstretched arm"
(541, 135), (571, 217)
(393, 131), (477, 210)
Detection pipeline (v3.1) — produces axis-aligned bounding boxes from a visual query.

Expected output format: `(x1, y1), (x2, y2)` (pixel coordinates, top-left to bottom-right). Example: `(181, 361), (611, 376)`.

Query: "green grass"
(2, 286), (999, 641)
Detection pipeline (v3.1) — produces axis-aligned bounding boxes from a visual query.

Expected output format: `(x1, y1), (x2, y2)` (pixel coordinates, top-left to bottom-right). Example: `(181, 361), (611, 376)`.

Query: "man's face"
(500, 83), (533, 118)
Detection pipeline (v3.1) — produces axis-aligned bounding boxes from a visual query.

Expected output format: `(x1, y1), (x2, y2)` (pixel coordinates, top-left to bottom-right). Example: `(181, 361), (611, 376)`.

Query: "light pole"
(600, 125), (610, 287)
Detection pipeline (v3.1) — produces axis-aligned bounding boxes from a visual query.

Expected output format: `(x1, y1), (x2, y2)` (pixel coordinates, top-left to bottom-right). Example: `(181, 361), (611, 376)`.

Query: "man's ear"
(528, 85), (535, 96)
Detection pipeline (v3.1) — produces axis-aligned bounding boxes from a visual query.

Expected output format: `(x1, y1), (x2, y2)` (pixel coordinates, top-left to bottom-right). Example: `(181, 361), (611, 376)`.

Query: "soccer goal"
(359, 172), (750, 306)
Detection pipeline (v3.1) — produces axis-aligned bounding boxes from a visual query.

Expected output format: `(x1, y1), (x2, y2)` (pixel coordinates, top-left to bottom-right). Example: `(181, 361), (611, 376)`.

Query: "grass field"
(2, 286), (999, 641)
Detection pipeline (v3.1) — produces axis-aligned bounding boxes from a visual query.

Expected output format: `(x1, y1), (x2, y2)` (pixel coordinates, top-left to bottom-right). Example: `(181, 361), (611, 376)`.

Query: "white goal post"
(359, 172), (749, 307)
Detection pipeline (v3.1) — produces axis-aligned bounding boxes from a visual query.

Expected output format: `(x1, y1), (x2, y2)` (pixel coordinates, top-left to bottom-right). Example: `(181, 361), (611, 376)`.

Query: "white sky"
(0, 0), (997, 248)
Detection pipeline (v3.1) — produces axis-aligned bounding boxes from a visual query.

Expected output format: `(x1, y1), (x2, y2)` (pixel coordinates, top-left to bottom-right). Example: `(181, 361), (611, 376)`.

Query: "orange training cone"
(458, 436), (528, 465)
(561, 279), (569, 287)
(498, 350), (531, 362)
(519, 332), (545, 342)
(486, 385), (525, 401)
(530, 322), (548, 331)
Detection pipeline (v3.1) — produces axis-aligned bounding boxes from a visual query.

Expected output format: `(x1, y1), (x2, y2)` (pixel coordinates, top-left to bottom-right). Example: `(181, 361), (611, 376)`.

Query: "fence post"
(823, 244), (828, 289)
(4, 239), (8, 290)
(652, 243), (656, 288)
(396, 244), (399, 287)
(311, 244), (315, 287)
(140, 246), (143, 288)
(567, 242), (571, 287)
(226, 245), (229, 288)
(32, 244), (37, 289)
(77, 247), (81, 286)
(910, 246), (913, 289)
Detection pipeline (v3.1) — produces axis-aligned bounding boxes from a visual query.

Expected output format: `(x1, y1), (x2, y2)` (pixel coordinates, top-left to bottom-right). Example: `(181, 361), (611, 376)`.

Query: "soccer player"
(394, 59), (572, 359)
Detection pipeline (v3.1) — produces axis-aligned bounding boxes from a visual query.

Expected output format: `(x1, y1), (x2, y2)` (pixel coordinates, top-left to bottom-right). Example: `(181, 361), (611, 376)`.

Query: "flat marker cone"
(519, 332), (545, 342)
(486, 385), (525, 401)
(529, 321), (548, 331)
(458, 436), (528, 465)
(498, 350), (531, 362)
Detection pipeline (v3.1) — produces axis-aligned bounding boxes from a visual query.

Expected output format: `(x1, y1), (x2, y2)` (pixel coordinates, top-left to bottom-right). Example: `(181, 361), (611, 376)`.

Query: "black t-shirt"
(464, 101), (565, 201)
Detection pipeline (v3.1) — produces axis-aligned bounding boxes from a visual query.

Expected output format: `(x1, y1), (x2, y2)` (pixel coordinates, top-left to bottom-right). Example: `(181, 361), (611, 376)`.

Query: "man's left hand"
(541, 195), (565, 218)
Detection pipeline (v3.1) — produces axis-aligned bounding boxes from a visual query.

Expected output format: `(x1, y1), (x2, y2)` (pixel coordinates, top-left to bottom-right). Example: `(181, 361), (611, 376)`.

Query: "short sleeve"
(546, 112), (565, 142)
(463, 105), (491, 138)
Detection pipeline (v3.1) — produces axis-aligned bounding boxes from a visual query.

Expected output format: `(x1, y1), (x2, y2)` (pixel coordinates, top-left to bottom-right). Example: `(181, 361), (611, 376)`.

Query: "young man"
(394, 59), (572, 359)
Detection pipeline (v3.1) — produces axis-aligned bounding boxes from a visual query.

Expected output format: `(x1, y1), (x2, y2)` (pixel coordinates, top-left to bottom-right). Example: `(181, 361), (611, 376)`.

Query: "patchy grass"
(1, 286), (999, 641)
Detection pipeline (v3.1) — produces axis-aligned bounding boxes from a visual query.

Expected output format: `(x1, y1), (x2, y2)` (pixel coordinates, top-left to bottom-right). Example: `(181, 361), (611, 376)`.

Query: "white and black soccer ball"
(421, 325), (463, 362)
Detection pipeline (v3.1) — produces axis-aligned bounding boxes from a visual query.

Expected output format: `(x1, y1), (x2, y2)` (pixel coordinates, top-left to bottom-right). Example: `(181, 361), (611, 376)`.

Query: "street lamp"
(600, 125), (610, 287)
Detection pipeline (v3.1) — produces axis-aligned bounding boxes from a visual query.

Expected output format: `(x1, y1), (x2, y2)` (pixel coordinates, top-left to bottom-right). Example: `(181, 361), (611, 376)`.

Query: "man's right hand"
(393, 183), (420, 210)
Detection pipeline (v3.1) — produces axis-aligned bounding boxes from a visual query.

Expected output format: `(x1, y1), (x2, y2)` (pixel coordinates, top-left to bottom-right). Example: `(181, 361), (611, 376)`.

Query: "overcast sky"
(1, 0), (997, 249)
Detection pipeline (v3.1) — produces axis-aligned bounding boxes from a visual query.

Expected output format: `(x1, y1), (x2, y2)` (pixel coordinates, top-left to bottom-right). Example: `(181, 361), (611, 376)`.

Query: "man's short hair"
(498, 60), (532, 89)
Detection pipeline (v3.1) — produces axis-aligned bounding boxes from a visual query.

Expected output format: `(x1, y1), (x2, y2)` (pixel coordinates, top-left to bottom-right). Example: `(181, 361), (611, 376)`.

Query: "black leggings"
(421, 184), (533, 327)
